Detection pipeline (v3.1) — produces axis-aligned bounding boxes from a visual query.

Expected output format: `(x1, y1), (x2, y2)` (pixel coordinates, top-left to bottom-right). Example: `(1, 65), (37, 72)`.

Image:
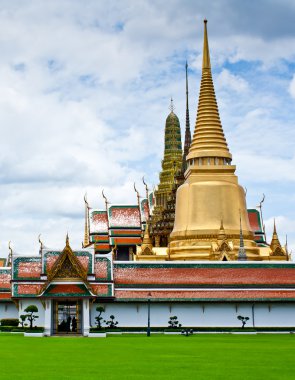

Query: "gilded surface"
(169, 21), (273, 261)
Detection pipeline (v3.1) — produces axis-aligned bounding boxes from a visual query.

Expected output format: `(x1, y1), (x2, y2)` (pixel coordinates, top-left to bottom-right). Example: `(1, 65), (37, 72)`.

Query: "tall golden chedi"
(169, 20), (261, 261)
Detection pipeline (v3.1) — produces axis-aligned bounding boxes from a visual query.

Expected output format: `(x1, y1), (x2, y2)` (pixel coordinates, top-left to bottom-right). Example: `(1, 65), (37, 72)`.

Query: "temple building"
(0, 20), (294, 335)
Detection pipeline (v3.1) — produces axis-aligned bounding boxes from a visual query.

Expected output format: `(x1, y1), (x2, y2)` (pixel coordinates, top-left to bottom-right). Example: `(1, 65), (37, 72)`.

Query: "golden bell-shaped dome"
(169, 20), (260, 261)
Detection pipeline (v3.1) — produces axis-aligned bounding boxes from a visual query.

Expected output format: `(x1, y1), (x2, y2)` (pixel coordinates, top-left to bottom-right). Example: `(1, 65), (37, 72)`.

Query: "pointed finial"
(66, 233), (70, 246)
(7, 241), (13, 266)
(38, 234), (43, 255)
(142, 177), (150, 218)
(102, 189), (109, 213)
(83, 193), (90, 247)
(169, 97), (175, 113)
(217, 218), (226, 243)
(202, 19), (211, 70)
(8, 241), (13, 255)
(134, 182), (140, 199)
(238, 210), (247, 261)
(273, 218), (277, 234)
(182, 60), (192, 173)
(270, 218), (283, 254)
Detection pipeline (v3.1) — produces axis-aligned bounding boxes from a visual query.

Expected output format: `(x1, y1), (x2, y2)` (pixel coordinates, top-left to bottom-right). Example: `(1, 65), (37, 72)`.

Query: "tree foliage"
(24, 305), (39, 330)
(95, 306), (105, 329)
(104, 315), (119, 329)
(168, 316), (182, 329)
(237, 315), (250, 328)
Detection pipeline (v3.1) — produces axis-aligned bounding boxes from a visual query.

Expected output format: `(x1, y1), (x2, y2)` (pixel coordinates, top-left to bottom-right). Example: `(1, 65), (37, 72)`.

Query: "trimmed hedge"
(0, 326), (44, 332)
(90, 328), (122, 333)
(0, 319), (19, 327)
(90, 326), (295, 333)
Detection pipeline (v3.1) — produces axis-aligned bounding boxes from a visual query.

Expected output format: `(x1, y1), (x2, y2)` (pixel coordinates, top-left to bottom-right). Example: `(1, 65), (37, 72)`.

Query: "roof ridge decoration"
(187, 19), (232, 162)
(270, 219), (285, 257)
(39, 235), (91, 296)
(83, 193), (91, 248)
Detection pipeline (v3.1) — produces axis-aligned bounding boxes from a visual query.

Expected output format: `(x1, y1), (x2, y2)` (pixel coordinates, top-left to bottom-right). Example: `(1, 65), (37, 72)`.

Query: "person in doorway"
(72, 317), (77, 332)
(66, 316), (72, 332)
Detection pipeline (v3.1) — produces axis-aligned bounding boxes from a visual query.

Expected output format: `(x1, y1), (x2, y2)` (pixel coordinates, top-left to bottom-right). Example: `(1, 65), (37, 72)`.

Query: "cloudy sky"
(0, 0), (295, 257)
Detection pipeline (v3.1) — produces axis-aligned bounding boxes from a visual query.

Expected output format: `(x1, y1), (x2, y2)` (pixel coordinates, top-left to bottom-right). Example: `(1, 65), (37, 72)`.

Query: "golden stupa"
(169, 20), (262, 261)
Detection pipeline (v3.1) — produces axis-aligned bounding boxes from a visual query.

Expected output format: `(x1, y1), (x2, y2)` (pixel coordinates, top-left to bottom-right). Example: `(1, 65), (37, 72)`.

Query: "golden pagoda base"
(168, 236), (261, 261)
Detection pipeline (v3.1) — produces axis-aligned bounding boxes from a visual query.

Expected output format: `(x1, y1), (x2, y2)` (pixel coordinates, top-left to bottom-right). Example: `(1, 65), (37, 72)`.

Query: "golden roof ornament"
(217, 219), (226, 244)
(187, 19), (231, 162)
(66, 232), (70, 247)
(83, 193), (90, 248)
(270, 219), (284, 256)
(141, 222), (154, 255)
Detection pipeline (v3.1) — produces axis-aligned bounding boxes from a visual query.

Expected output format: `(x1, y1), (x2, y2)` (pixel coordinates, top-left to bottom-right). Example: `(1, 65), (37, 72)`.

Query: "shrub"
(95, 306), (105, 329)
(237, 315), (250, 328)
(168, 316), (182, 329)
(0, 318), (19, 327)
(104, 315), (119, 329)
(24, 305), (39, 330)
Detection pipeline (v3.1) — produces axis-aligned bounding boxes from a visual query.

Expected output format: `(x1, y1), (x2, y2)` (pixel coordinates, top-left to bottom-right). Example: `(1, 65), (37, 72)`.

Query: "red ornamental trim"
(48, 284), (87, 294)
(0, 293), (11, 299)
(110, 237), (141, 245)
(115, 289), (295, 300)
(114, 267), (295, 285)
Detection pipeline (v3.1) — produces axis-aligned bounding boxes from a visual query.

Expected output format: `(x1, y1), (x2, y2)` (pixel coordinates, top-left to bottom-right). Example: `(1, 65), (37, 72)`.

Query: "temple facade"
(0, 20), (294, 335)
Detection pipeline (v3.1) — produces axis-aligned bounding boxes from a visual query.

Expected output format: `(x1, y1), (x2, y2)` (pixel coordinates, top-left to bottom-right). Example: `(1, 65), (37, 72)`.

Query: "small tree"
(104, 315), (118, 329)
(19, 315), (27, 328)
(95, 306), (105, 329)
(24, 305), (39, 329)
(237, 315), (249, 328)
(168, 316), (182, 329)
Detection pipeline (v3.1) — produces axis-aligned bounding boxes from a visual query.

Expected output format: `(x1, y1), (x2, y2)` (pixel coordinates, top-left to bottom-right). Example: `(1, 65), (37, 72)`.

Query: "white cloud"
(289, 74), (295, 99)
(216, 69), (249, 93)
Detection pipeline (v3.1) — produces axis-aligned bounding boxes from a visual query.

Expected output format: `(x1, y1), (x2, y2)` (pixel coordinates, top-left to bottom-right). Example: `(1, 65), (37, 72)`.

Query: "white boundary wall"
(2, 301), (295, 331)
(90, 302), (295, 328)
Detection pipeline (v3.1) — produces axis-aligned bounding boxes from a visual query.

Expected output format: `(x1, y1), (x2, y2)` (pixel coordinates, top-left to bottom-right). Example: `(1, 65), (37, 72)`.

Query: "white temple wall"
(0, 302), (19, 319)
(90, 302), (295, 328)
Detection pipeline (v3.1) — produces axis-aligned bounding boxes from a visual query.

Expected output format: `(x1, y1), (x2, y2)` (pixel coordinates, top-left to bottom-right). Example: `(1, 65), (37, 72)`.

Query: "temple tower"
(169, 20), (260, 260)
(152, 100), (183, 224)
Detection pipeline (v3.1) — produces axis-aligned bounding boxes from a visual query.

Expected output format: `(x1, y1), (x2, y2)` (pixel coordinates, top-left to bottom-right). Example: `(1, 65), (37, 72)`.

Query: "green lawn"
(0, 333), (294, 379)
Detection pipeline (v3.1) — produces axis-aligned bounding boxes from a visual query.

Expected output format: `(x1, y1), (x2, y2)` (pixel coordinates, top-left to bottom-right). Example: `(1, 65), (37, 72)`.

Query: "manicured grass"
(0, 333), (294, 379)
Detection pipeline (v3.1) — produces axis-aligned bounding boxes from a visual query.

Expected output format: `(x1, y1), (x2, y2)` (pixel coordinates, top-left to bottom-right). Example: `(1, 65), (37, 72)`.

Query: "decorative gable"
(47, 237), (87, 282)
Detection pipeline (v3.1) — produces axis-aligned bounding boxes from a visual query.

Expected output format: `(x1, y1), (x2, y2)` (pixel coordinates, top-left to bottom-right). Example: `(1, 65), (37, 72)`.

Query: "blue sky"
(0, 0), (295, 256)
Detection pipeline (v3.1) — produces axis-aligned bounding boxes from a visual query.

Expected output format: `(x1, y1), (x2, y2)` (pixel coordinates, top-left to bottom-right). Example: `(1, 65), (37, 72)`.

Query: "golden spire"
(66, 233), (70, 247)
(187, 19), (232, 162)
(202, 20), (211, 69)
(270, 219), (281, 252)
(217, 219), (226, 243)
(83, 194), (90, 247)
(142, 222), (153, 248)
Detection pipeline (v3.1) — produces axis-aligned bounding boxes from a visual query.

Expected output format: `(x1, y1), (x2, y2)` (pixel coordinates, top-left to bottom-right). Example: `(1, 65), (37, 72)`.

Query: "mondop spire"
(169, 20), (260, 261)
